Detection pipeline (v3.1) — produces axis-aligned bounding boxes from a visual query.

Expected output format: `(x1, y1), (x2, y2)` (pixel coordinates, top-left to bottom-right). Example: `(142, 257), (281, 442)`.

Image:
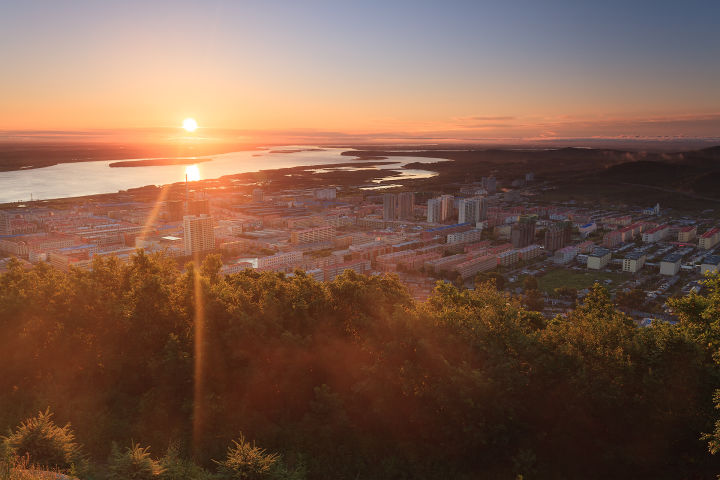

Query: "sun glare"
(183, 117), (198, 132)
(185, 164), (201, 182)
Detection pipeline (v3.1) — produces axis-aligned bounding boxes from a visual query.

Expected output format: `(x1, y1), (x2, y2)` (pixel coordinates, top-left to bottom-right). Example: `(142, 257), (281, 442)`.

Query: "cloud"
(1, 113), (719, 149)
(457, 115), (517, 122)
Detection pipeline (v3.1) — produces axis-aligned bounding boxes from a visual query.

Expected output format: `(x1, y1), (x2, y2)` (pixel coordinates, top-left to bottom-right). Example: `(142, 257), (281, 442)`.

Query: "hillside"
(1, 253), (720, 479)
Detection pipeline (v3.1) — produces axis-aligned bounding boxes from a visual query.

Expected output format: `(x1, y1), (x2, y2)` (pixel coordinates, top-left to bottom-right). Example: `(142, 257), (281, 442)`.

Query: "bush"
(107, 443), (163, 480)
(158, 444), (214, 480)
(214, 434), (304, 480)
(3, 409), (84, 473)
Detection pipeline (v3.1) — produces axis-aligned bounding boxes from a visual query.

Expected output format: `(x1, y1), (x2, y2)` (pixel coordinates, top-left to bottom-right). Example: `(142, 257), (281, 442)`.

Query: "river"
(0, 147), (442, 203)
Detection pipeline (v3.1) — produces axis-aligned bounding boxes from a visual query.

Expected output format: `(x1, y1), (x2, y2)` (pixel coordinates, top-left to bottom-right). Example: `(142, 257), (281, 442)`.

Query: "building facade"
(699, 228), (720, 250)
(511, 216), (536, 248)
(544, 221), (572, 252)
(587, 248), (611, 270)
(183, 215), (215, 255)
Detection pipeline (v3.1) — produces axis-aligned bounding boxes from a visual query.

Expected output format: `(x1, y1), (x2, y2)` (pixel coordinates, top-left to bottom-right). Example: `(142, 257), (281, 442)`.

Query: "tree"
(201, 254), (224, 284)
(523, 275), (538, 292)
(523, 289), (545, 312)
(3, 409), (85, 473)
(107, 442), (164, 480)
(475, 272), (506, 290)
(159, 444), (214, 480)
(553, 287), (577, 299)
(214, 434), (301, 480)
(670, 273), (720, 455)
(615, 288), (645, 310)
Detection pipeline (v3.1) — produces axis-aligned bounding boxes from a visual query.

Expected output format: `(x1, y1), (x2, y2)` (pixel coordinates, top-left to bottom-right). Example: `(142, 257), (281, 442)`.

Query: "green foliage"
(3, 409), (84, 473)
(107, 443), (163, 480)
(522, 288), (545, 312)
(0, 255), (719, 479)
(158, 445), (214, 480)
(522, 275), (538, 291)
(475, 272), (506, 290)
(552, 286), (577, 298)
(670, 273), (720, 455)
(214, 434), (303, 480)
(615, 288), (646, 309)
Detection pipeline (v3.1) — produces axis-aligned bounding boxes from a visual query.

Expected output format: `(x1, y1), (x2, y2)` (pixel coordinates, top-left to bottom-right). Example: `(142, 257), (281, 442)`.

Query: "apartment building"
(587, 248), (611, 270)
(290, 225), (336, 244)
(183, 215), (215, 255)
(622, 251), (646, 273)
(699, 228), (720, 250)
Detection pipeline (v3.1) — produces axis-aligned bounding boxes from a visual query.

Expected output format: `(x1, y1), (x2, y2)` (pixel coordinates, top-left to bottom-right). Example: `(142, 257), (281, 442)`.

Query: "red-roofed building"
(699, 228), (720, 249)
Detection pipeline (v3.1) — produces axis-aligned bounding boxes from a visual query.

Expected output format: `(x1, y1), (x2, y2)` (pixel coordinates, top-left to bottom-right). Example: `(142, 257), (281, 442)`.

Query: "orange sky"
(1, 1), (718, 144)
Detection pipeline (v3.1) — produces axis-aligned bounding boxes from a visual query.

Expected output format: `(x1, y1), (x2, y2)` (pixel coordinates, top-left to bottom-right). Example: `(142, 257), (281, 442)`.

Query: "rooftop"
(662, 253), (683, 263)
(702, 255), (720, 266)
(700, 227), (720, 238)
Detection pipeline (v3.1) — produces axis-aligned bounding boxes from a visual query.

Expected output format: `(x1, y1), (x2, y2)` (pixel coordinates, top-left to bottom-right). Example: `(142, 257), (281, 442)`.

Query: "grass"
(1, 469), (77, 480)
(537, 268), (629, 293)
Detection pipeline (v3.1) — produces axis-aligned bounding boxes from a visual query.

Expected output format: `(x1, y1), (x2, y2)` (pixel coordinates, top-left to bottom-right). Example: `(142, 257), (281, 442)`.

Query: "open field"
(537, 268), (630, 293)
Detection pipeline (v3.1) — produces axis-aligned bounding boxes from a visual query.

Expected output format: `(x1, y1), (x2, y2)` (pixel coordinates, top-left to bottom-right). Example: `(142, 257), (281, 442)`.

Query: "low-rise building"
(425, 253), (468, 273)
(577, 240), (595, 253)
(553, 245), (579, 265)
(619, 223), (643, 242)
(699, 228), (720, 250)
(700, 255), (720, 275)
(587, 247), (611, 270)
(517, 244), (542, 261)
(323, 259), (371, 281)
(257, 251), (303, 270)
(290, 225), (336, 244)
(447, 228), (483, 245)
(498, 249), (520, 267)
(678, 226), (697, 243)
(622, 251), (646, 273)
(578, 222), (597, 238)
(221, 261), (254, 275)
(642, 224), (670, 243)
(660, 253), (683, 276)
(603, 230), (622, 248)
(455, 254), (497, 279)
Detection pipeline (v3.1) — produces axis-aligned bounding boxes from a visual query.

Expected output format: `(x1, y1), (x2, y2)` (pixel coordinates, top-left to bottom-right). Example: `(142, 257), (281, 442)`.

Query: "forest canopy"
(1, 252), (720, 479)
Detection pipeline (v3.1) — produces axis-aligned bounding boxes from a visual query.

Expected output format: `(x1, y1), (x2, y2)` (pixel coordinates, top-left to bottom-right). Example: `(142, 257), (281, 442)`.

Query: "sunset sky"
(1, 0), (719, 144)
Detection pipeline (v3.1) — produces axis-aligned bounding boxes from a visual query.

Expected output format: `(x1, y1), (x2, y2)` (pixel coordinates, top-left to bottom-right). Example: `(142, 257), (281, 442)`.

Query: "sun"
(182, 117), (198, 132)
(185, 164), (201, 182)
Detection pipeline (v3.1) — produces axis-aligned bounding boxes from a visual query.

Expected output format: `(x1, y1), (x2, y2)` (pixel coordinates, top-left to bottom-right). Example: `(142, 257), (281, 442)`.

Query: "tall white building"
(427, 198), (442, 223)
(183, 214), (215, 255)
(458, 197), (487, 224)
(440, 195), (454, 221)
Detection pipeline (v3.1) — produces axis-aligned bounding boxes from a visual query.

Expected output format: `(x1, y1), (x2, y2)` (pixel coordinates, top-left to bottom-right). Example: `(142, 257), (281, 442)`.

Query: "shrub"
(215, 434), (299, 480)
(107, 443), (163, 480)
(3, 409), (84, 473)
(158, 444), (214, 480)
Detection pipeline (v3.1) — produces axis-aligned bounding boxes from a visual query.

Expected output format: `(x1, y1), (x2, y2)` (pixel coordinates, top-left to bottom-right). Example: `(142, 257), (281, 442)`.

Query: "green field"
(537, 268), (629, 293)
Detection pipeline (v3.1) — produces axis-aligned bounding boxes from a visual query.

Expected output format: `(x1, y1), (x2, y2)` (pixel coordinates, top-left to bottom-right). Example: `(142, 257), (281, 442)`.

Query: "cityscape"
(2, 1), (720, 479)
(2, 164), (719, 322)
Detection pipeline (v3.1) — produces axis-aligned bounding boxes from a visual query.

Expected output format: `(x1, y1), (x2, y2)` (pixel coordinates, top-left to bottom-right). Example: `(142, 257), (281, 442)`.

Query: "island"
(108, 158), (213, 168)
